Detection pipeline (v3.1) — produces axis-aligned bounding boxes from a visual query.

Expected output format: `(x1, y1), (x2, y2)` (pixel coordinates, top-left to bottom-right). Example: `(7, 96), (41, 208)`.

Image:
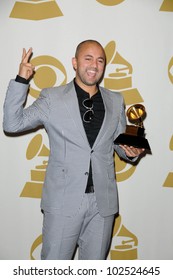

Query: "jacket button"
(85, 172), (89, 176)
(91, 150), (94, 153)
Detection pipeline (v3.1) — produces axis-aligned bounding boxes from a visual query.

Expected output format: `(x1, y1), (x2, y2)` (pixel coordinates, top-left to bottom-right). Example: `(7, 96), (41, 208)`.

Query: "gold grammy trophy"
(115, 104), (151, 150)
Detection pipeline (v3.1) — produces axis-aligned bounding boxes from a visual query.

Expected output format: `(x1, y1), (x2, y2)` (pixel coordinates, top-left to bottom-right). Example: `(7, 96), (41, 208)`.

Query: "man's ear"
(72, 57), (77, 70)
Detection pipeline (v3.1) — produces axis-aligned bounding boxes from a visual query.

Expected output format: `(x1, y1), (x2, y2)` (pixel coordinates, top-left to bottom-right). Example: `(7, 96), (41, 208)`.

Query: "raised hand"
(18, 48), (35, 80)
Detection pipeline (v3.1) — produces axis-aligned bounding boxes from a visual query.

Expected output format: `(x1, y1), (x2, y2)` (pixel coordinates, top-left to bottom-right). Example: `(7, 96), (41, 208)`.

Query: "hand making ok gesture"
(18, 48), (35, 80)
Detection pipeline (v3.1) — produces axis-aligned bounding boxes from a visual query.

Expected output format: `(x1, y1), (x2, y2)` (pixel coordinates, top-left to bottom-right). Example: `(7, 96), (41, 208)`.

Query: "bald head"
(75, 40), (106, 62)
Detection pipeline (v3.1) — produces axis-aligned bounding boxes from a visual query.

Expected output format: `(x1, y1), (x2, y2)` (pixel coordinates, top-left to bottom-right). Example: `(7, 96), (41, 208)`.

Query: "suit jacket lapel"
(62, 82), (90, 147)
(93, 88), (113, 149)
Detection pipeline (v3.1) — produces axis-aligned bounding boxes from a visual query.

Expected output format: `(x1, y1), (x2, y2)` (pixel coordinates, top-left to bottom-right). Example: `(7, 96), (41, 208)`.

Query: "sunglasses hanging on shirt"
(82, 98), (94, 123)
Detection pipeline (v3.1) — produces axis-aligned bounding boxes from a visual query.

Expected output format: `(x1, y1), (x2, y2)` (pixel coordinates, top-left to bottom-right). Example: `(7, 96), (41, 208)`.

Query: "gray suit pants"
(41, 193), (115, 260)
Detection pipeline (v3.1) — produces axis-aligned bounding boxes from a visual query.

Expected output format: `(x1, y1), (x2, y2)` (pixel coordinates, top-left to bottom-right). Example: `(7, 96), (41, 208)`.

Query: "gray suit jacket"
(3, 80), (135, 217)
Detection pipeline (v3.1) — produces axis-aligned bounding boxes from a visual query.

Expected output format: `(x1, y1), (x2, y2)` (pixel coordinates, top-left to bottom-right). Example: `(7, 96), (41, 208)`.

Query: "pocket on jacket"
(46, 162), (67, 179)
(42, 164), (67, 209)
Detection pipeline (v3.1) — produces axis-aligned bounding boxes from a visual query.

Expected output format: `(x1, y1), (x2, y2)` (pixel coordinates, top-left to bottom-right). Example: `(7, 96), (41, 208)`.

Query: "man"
(3, 40), (144, 260)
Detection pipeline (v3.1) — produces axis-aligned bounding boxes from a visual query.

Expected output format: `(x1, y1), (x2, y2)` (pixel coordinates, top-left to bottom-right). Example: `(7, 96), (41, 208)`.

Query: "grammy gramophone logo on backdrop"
(20, 134), (49, 199)
(104, 40), (145, 184)
(104, 41), (144, 105)
(110, 215), (138, 260)
(10, 0), (63, 20)
(160, 0), (173, 11)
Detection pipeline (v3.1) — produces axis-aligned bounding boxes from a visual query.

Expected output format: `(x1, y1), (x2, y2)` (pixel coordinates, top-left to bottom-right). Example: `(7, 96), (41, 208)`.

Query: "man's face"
(72, 42), (106, 89)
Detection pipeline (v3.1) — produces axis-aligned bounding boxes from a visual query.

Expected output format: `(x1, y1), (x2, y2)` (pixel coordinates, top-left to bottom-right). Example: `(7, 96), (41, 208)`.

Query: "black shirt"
(74, 80), (105, 188)
(74, 80), (105, 147)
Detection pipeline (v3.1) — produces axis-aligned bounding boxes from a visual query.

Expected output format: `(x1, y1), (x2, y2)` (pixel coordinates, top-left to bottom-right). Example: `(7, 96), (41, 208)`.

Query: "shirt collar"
(73, 79), (99, 100)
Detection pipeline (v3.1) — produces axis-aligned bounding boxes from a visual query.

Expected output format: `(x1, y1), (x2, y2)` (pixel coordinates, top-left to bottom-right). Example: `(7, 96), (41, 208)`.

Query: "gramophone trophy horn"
(114, 104), (151, 151)
(127, 104), (146, 125)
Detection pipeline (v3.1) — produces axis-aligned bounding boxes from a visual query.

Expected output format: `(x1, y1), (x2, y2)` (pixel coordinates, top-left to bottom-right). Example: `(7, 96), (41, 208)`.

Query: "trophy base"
(114, 133), (151, 151)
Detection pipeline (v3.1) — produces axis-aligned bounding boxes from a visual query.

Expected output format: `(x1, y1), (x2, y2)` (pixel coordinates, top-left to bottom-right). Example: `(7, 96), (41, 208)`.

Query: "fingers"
(119, 144), (145, 157)
(18, 47), (35, 80)
(21, 47), (32, 63)
(21, 48), (26, 61)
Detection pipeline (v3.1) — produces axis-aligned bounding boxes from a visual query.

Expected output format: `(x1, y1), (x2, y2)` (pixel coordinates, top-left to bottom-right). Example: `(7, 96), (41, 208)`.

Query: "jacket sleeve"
(3, 79), (50, 133)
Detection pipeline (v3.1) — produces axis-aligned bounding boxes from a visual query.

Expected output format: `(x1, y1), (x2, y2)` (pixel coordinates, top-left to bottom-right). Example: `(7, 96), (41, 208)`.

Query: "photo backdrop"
(0, 0), (173, 260)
